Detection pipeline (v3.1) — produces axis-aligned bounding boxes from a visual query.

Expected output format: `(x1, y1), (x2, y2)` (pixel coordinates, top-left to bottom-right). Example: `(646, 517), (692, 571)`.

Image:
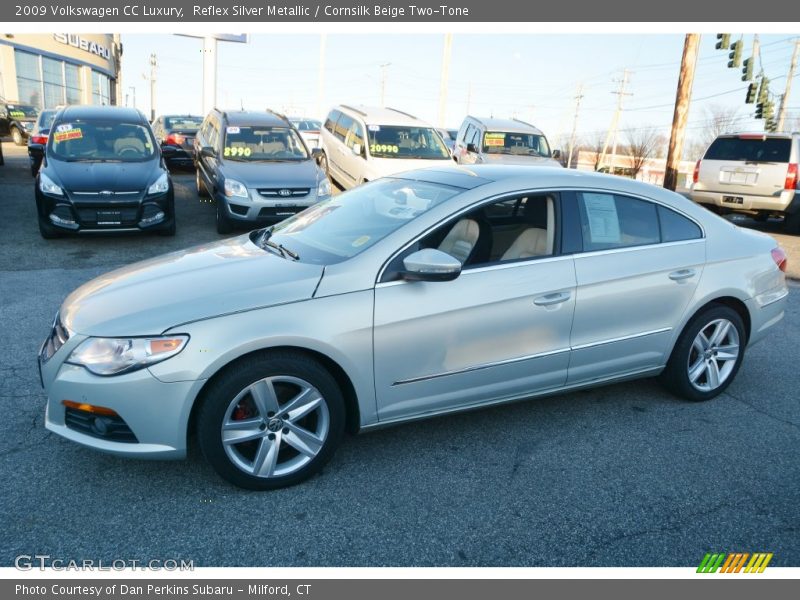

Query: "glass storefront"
(14, 49), (102, 109)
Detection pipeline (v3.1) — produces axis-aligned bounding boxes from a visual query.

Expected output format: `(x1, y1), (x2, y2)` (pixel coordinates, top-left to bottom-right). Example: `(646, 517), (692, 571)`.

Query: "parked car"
(453, 116), (561, 167)
(33, 105), (176, 238)
(194, 109), (330, 234)
(39, 165), (788, 490)
(689, 132), (800, 233)
(151, 114), (203, 170)
(289, 117), (323, 150)
(28, 108), (59, 176)
(0, 101), (39, 145)
(319, 105), (452, 189)
(436, 128), (458, 154)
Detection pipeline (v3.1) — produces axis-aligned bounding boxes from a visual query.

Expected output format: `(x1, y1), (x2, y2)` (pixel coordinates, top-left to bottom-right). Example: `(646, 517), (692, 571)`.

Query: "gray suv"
(194, 109), (331, 234)
(690, 132), (800, 233)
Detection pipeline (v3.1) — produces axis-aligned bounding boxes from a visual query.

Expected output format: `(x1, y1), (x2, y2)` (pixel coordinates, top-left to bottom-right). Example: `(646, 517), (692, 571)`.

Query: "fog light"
(139, 210), (165, 226)
(49, 213), (77, 228)
(62, 400), (119, 417)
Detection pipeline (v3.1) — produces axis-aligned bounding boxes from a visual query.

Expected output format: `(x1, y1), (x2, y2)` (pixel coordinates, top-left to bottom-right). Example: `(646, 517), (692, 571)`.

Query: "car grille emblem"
(99, 190), (114, 197)
(278, 189), (292, 197)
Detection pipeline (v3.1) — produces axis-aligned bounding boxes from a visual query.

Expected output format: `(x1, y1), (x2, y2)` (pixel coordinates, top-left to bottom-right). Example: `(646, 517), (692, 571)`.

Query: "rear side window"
(658, 205), (702, 242)
(704, 137), (791, 163)
(324, 110), (341, 134)
(334, 113), (353, 142)
(577, 193), (660, 251)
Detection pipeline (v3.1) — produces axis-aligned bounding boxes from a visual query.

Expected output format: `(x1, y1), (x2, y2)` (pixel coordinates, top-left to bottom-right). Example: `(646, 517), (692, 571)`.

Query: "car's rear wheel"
(659, 305), (746, 401)
(785, 210), (800, 235)
(196, 169), (209, 198)
(11, 126), (24, 146)
(197, 352), (345, 490)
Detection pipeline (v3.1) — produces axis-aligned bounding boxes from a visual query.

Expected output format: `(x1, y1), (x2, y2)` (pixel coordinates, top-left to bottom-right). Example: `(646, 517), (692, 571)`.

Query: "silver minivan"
(690, 132), (800, 233)
(453, 116), (562, 167)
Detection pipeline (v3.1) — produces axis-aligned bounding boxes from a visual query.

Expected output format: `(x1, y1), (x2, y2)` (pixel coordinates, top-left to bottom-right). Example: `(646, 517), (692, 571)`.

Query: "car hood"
(221, 158), (322, 187)
(48, 158), (162, 193)
(370, 156), (454, 179)
(60, 234), (325, 337)
(480, 154), (563, 167)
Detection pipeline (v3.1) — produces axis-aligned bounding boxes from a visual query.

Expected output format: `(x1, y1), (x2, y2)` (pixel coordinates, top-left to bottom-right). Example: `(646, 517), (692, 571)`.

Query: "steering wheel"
(117, 146), (140, 157)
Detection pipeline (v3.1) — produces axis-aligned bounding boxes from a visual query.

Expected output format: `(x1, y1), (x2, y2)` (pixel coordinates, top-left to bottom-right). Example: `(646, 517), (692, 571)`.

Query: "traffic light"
(742, 57), (754, 81)
(758, 77), (770, 104)
(766, 117), (777, 133)
(763, 100), (775, 121)
(755, 102), (764, 119)
(746, 83), (758, 104)
(716, 33), (731, 50)
(728, 40), (743, 68)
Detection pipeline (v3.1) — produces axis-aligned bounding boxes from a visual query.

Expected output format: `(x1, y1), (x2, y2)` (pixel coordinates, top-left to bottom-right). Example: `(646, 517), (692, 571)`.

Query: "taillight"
(31, 135), (48, 145)
(771, 247), (787, 272)
(165, 133), (184, 146)
(693, 159), (701, 184)
(785, 163), (798, 190)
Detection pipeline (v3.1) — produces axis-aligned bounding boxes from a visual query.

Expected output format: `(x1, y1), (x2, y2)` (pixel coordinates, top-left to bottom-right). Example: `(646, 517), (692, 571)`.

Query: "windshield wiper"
(258, 229), (300, 260)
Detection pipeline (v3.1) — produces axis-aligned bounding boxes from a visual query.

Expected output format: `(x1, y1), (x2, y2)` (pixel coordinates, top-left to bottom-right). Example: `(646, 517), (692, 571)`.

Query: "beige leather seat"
(501, 228), (549, 260)
(438, 218), (480, 265)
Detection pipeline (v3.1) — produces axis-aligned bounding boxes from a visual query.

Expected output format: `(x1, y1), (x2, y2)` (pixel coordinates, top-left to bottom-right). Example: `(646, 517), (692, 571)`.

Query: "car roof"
(58, 105), (146, 122)
(338, 105), (433, 127)
(221, 110), (289, 127)
(466, 116), (544, 135)
(714, 131), (797, 140)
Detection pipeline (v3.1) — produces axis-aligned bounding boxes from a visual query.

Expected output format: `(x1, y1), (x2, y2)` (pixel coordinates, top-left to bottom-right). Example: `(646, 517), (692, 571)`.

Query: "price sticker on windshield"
(10, 111), (25, 118)
(370, 144), (399, 154)
(367, 125), (380, 132)
(53, 128), (83, 142)
(485, 133), (506, 147)
(226, 126), (241, 134)
(224, 146), (252, 157)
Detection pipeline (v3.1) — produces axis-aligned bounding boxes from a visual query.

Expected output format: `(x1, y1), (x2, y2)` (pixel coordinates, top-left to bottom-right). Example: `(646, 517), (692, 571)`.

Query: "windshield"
(6, 104), (38, 119)
(483, 131), (551, 157)
(223, 125), (309, 161)
(37, 110), (57, 132)
(291, 119), (322, 131)
(48, 120), (157, 162)
(264, 178), (461, 265)
(366, 125), (451, 159)
(704, 137), (791, 163)
(165, 116), (203, 131)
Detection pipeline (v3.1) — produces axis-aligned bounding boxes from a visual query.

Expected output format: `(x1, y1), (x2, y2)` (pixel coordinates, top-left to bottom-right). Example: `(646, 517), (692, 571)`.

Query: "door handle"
(669, 269), (696, 281)
(533, 292), (571, 306)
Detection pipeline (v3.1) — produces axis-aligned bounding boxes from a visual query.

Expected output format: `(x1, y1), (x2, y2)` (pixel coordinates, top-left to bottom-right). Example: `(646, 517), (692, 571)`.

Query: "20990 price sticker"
(370, 144), (399, 154)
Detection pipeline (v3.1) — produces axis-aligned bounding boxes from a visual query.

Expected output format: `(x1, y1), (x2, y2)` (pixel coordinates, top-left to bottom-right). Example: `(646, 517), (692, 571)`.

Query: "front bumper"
(219, 188), (327, 223)
(43, 362), (204, 459)
(690, 188), (795, 213)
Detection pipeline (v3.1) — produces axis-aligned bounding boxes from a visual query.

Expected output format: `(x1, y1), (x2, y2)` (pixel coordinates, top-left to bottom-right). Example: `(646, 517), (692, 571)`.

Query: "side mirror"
(401, 248), (462, 282)
(351, 143), (362, 156)
(311, 147), (323, 162)
(200, 145), (216, 159)
(466, 142), (478, 153)
(551, 149), (562, 159)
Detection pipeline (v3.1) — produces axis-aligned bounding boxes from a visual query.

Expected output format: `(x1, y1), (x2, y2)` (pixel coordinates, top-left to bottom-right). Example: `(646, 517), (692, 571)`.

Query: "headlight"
(39, 173), (63, 196)
(66, 335), (189, 376)
(147, 172), (169, 195)
(224, 178), (248, 198)
(317, 177), (332, 197)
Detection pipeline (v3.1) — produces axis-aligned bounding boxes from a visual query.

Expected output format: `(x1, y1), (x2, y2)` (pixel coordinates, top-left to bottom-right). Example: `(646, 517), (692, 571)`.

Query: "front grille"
(76, 207), (140, 227)
(256, 188), (310, 198)
(64, 408), (138, 443)
(41, 314), (69, 363)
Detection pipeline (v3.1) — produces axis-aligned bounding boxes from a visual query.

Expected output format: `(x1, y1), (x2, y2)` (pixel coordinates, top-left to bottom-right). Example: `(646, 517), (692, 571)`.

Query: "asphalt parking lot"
(0, 141), (798, 567)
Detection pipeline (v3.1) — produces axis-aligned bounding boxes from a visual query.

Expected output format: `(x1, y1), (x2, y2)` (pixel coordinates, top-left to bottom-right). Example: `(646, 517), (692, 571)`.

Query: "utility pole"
(599, 69), (632, 174)
(777, 39), (800, 132)
(316, 34), (327, 118)
(379, 62), (391, 107)
(664, 33), (701, 191)
(148, 53), (157, 121)
(567, 83), (584, 168)
(437, 33), (453, 127)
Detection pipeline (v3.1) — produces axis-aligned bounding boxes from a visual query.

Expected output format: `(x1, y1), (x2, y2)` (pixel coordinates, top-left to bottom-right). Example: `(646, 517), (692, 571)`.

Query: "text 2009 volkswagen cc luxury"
(39, 166), (789, 489)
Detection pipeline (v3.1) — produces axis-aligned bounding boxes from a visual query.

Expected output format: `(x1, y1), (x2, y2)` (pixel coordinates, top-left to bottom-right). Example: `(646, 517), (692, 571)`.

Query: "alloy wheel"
(686, 318), (740, 393)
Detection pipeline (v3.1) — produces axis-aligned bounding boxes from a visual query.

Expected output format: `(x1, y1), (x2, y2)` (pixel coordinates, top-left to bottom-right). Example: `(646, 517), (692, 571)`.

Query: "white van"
(319, 105), (453, 189)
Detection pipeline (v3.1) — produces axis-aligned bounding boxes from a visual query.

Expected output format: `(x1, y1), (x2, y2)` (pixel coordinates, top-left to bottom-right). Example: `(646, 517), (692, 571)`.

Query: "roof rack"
(341, 104), (368, 117)
(266, 108), (290, 123)
(387, 107), (418, 120)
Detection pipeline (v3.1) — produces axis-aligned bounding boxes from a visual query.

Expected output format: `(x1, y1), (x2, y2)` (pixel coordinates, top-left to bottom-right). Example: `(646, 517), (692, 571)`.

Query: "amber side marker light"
(61, 400), (119, 417)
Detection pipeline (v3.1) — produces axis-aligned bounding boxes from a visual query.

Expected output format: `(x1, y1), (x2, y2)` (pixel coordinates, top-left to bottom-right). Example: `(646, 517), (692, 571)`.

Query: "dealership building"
(0, 34), (121, 109)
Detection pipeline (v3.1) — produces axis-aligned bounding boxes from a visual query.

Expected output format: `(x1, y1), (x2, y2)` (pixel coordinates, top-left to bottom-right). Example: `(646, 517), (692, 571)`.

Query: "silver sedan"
(39, 166), (789, 489)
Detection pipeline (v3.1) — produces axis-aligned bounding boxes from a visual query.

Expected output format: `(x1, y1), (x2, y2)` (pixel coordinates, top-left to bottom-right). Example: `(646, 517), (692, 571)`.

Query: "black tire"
(215, 200), (233, 235)
(196, 168), (209, 198)
(38, 215), (61, 239)
(11, 126), (24, 146)
(157, 219), (176, 236)
(196, 351), (345, 490)
(659, 304), (746, 402)
(753, 213), (769, 223)
(785, 210), (800, 235)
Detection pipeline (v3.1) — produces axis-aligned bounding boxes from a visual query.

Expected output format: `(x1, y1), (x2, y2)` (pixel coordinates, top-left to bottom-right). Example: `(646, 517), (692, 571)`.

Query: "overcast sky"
(121, 33), (800, 148)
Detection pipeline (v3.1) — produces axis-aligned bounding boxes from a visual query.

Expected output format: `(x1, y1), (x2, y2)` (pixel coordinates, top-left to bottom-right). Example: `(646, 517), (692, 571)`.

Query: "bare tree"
(684, 104), (742, 160)
(577, 131), (607, 171)
(624, 127), (662, 178)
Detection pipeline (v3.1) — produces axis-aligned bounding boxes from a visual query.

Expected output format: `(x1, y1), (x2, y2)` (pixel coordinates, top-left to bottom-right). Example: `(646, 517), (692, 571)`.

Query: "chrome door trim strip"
(572, 238), (705, 260)
(392, 327), (672, 386)
(570, 327), (672, 351)
(365, 365), (665, 432)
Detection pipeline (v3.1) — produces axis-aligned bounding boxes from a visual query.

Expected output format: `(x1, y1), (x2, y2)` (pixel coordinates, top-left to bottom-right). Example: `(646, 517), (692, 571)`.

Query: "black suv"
(1, 101), (39, 145)
(194, 109), (330, 234)
(34, 105), (177, 238)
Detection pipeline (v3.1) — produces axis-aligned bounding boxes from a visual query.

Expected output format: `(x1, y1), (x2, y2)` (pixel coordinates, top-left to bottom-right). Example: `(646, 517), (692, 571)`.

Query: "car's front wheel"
(659, 304), (746, 401)
(196, 168), (209, 198)
(215, 200), (233, 234)
(197, 351), (345, 490)
(11, 126), (24, 146)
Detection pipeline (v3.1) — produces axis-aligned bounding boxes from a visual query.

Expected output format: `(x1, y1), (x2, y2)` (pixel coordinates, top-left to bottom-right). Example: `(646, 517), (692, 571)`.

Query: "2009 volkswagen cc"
(40, 166), (789, 490)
